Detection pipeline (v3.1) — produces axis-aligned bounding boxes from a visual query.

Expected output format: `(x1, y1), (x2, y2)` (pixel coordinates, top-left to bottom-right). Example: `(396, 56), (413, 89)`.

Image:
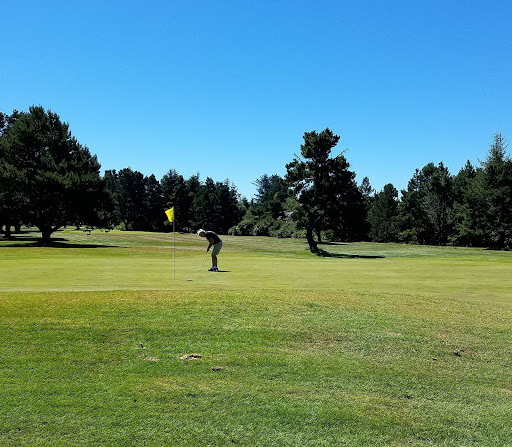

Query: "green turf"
(1, 229), (511, 303)
(1, 229), (511, 446)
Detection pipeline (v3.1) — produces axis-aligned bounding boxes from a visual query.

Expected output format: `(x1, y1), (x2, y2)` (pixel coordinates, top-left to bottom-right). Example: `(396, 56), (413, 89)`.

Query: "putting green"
(1, 229), (511, 304)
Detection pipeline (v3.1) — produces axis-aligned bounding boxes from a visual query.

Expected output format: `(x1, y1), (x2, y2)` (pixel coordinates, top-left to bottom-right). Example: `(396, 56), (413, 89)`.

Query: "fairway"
(1, 230), (512, 446)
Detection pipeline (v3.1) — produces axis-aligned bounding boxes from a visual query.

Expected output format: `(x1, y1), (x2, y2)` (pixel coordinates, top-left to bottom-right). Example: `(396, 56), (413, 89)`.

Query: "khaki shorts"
(211, 241), (223, 255)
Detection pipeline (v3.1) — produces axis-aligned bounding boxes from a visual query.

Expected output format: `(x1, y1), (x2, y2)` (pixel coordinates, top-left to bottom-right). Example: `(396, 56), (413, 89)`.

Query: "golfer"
(197, 229), (222, 272)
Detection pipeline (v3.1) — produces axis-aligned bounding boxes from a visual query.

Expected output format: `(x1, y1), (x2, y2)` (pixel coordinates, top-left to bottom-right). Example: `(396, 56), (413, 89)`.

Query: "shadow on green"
(0, 237), (119, 249)
(316, 246), (385, 259)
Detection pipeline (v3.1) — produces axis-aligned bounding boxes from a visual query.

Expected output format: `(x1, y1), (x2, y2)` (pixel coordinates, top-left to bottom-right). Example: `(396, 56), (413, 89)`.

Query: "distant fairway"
(1, 229), (511, 446)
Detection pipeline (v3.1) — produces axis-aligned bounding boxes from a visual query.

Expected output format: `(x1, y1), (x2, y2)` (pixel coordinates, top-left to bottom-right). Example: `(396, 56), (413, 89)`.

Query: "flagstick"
(164, 207), (175, 280)
(173, 219), (176, 280)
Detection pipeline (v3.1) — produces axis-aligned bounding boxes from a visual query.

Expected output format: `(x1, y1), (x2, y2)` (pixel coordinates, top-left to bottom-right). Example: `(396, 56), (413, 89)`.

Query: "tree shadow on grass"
(316, 248), (385, 259)
(2, 236), (67, 242)
(0, 237), (119, 249)
(317, 241), (350, 246)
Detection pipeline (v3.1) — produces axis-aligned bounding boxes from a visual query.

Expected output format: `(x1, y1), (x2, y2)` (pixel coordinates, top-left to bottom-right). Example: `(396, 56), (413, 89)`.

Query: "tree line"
(0, 106), (244, 243)
(102, 168), (244, 234)
(367, 133), (512, 249)
(1, 106), (511, 250)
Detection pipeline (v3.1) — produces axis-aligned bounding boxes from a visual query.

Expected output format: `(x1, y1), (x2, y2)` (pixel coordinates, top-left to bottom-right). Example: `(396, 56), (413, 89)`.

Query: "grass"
(1, 229), (512, 446)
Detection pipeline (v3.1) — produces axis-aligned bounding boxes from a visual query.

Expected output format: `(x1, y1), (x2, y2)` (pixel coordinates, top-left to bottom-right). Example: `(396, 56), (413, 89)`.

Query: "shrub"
(228, 220), (255, 236)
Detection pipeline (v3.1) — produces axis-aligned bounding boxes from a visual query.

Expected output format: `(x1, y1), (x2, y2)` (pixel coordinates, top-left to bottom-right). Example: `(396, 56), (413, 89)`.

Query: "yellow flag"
(165, 207), (174, 223)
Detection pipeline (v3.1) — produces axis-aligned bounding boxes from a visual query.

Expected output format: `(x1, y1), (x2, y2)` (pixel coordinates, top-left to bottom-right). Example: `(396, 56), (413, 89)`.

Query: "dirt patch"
(454, 349), (477, 357)
(179, 353), (203, 360)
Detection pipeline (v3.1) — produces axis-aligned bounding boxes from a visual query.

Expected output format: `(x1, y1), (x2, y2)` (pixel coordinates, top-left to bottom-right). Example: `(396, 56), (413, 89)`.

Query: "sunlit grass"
(1, 289), (511, 446)
(1, 229), (512, 303)
(1, 229), (511, 445)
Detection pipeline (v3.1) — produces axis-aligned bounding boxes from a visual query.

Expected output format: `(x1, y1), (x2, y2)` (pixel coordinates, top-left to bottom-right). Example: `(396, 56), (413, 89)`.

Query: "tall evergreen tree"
(285, 128), (362, 252)
(102, 169), (121, 228)
(0, 110), (25, 237)
(253, 174), (290, 220)
(214, 180), (244, 234)
(359, 176), (374, 212)
(399, 162), (453, 245)
(192, 177), (217, 230)
(0, 106), (102, 243)
(161, 169), (191, 232)
(144, 174), (164, 232)
(191, 177), (242, 234)
(358, 176), (374, 241)
(229, 174), (293, 237)
(450, 161), (484, 246)
(422, 162), (453, 245)
(184, 174), (202, 230)
(368, 183), (399, 242)
(116, 168), (146, 230)
(398, 168), (426, 244)
(479, 133), (512, 248)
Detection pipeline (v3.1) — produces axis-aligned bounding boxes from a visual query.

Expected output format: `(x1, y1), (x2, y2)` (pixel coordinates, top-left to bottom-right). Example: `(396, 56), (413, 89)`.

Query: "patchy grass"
(0, 229), (511, 445)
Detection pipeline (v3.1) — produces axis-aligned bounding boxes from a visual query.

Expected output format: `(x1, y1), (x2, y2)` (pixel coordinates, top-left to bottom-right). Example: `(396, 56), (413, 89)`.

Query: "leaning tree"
(285, 128), (362, 252)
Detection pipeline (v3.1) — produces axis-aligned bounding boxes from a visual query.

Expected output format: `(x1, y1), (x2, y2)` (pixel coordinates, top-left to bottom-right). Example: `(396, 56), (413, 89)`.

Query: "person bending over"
(197, 229), (222, 272)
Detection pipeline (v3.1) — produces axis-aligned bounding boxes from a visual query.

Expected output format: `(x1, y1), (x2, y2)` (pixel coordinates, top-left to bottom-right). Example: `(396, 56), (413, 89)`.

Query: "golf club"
(199, 250), (208, 271)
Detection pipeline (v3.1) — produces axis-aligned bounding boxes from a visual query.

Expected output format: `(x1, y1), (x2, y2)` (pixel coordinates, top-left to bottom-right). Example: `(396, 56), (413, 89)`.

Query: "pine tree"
(368, 184), (399, 242)
(0, 106), (102, 243)
(285, 128), (363, 252)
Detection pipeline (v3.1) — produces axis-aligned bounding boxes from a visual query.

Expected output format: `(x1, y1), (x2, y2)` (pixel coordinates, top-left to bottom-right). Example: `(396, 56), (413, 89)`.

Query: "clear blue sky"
(2, 1), (511, 199)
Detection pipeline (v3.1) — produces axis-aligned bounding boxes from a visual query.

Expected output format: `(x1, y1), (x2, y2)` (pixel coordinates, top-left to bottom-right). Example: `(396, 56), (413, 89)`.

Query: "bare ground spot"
(454, 349), (478, 357)
(179, 353), (203, 360)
